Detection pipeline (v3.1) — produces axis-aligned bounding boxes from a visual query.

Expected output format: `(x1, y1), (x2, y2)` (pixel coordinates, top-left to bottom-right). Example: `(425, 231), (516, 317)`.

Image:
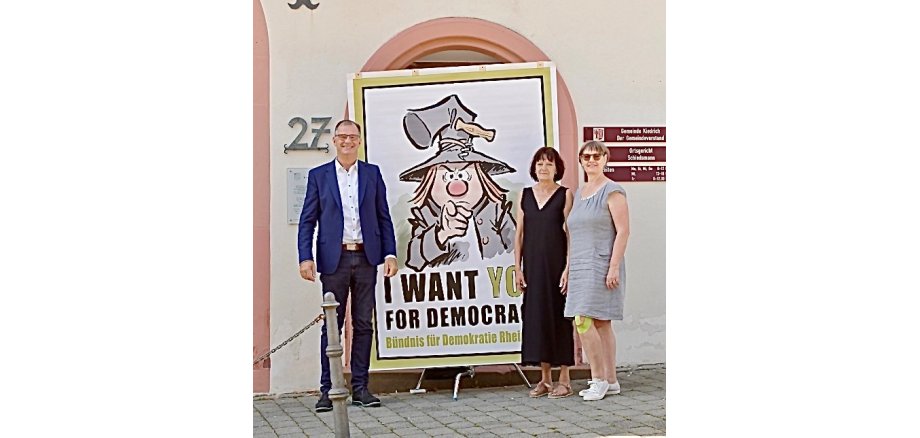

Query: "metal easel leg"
(512, 363), (532, 388)
(409, 368), (427, 394)
(452, 366), (475, 400)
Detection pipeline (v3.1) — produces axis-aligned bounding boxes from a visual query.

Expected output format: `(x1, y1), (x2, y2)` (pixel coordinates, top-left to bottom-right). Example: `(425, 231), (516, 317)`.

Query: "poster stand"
(410, 364), (532, 400)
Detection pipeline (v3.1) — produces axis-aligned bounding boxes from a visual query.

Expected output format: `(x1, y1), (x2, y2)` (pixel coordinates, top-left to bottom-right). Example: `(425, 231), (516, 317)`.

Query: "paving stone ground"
(254, 366), (665, 437)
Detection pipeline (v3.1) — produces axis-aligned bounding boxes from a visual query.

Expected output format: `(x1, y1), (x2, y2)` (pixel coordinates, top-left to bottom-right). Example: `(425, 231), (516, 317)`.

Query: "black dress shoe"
(314, 392), (332, 412)
(351, 387), (381, 407)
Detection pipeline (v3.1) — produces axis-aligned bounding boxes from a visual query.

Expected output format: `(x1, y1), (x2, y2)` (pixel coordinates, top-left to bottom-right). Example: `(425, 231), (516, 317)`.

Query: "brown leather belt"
(342, 243), (364, 251)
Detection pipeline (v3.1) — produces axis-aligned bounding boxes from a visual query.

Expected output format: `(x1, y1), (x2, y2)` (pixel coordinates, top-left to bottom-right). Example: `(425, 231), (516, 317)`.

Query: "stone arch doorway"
(335, 17), (580, 369)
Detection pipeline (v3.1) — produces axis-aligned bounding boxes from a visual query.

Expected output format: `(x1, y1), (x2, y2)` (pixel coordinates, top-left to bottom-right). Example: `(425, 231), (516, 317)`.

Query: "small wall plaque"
(287, 168), (310, 224)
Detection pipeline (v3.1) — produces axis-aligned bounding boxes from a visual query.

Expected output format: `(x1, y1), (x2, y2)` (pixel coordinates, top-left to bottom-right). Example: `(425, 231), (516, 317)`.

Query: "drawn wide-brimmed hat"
(398, 94), (515, 182)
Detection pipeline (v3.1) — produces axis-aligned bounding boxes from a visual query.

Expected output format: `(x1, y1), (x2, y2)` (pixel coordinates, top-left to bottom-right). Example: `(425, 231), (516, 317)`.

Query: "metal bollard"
(322, 292), (350, 437)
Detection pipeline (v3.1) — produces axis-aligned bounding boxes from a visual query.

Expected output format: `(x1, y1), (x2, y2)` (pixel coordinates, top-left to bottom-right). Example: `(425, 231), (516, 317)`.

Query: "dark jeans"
(319, 250), (378, 394)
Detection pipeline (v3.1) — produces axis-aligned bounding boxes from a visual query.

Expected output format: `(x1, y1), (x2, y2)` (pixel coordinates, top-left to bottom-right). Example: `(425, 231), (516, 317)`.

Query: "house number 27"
(283, 116), (332, 154)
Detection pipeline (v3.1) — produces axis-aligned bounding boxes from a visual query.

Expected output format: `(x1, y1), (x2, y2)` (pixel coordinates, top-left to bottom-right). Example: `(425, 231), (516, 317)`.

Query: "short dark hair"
(334, 119), (362, 134)
(528, 147), (565, 182)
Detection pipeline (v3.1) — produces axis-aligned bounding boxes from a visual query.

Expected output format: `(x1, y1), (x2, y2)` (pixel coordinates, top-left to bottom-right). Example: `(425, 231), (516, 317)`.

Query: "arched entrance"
(336, 17), (581, 369)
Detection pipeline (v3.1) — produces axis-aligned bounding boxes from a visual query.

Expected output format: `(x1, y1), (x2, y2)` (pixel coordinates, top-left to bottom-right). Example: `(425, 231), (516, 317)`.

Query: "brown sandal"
(548, 383), (573, 399)
(528, 382), (552, 398)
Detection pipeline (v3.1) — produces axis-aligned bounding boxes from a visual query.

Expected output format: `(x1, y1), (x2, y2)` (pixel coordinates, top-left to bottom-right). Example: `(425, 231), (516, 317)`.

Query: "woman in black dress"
(513, 147), (575, 398)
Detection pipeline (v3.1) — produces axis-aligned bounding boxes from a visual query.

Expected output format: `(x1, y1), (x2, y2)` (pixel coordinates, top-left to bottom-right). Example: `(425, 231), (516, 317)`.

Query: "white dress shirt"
(334, 159), (362, 244)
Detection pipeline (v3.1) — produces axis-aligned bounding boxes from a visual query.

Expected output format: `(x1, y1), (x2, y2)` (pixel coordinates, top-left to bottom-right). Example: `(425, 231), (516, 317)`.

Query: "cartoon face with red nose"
(403, 159), (516, 272)
(429, 163), (484, 244)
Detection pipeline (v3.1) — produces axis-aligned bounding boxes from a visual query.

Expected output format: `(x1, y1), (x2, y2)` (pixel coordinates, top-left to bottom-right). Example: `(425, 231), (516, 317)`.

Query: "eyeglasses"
(580, 153), (605, 161)
(334, 134), (360, 141)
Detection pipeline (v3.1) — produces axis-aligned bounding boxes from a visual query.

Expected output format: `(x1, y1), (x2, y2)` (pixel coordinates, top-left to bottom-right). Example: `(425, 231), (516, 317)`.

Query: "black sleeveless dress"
(520, 187), (575, 366)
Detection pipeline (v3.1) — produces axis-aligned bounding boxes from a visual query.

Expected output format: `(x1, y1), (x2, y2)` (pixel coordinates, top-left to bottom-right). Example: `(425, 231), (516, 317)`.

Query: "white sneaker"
(579, 379), (621, 396)
(582, 380), (609, 401)
(578, 379), (599, 397)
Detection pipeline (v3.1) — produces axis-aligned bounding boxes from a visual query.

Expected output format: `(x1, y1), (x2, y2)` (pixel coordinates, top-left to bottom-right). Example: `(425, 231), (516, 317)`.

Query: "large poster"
(348, 62), (559, 370)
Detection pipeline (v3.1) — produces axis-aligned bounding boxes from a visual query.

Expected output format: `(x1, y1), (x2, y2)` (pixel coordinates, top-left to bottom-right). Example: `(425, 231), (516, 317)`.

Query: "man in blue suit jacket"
(298, 120), (397, 412)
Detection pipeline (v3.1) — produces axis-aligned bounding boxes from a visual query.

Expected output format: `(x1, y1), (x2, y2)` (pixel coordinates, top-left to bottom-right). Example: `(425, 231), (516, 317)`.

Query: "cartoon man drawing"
(399, 95), (517, 272)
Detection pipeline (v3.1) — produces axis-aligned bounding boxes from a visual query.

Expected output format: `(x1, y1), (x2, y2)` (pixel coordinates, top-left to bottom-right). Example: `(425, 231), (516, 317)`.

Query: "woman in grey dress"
(564, 141), (631, 401)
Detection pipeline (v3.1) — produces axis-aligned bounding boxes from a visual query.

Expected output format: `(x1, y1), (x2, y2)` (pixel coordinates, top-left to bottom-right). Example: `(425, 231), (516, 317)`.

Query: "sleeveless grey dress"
(563, 181), (626, 321)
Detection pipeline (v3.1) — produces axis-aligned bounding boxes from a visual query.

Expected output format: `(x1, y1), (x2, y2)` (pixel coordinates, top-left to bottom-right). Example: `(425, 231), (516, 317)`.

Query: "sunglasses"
(334, 134), (360, 141)
(580, 153), (605, 161)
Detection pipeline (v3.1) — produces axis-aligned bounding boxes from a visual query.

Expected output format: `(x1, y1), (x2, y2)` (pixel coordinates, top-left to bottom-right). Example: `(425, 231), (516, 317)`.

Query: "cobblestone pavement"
(253, 366), (665, 437)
